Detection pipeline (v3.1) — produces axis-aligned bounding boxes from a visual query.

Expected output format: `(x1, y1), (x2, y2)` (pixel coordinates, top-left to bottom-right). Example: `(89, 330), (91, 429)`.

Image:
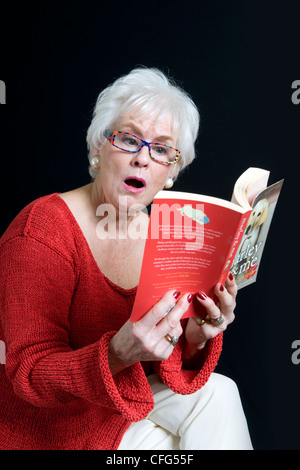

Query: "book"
(130, 168), (283, 322)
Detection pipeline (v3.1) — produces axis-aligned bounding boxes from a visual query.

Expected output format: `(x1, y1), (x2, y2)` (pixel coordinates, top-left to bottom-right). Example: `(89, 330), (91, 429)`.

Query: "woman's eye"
(154, 146), (167, 155)
(124, 137), (138, 146)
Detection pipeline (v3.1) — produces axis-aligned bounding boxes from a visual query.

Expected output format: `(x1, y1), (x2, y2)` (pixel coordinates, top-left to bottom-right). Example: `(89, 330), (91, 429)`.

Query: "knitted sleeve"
(0, 235), (153, 420)
(152, 320), (223, 394)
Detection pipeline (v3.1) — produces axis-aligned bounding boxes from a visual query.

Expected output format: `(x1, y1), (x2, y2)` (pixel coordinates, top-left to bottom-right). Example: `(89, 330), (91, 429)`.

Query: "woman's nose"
(131, 145), (151, 167)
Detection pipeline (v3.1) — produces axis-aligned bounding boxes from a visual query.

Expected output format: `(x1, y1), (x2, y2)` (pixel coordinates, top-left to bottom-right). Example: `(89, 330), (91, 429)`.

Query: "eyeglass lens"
(113, 132), (178, 163)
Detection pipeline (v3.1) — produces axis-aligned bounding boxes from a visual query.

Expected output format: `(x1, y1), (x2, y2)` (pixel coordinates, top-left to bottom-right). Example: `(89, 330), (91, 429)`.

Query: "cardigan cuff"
(98, 331), (154, 421)
(153, 332), (223, 395)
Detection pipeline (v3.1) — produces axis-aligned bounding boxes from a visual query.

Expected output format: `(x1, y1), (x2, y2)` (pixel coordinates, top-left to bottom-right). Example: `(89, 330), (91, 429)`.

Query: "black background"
(0, 0), (299, 450)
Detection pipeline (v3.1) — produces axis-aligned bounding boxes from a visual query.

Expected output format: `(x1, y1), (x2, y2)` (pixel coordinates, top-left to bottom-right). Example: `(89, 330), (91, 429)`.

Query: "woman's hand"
(108, 274), (237, 374)
(108, 290), (193, 375)
(183, 274), (237, 366)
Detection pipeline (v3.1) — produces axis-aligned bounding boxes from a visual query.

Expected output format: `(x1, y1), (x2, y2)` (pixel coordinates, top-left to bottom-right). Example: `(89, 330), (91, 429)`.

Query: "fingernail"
(228, 272), (234, 281)
(196, 291), (207, 300)
(187, 293), (194, 303)
(219, 284), (224, 292)
(173, 290), (181, 300)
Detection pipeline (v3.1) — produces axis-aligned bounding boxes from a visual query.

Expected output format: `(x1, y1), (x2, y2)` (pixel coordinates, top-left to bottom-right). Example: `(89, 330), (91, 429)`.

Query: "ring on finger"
(196, 319), (206, 326)
(165, 334), (179, 347)
(210, 315), (225, 326)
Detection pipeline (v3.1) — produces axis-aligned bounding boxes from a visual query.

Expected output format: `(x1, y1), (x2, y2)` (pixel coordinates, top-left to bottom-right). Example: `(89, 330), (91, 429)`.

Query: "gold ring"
(196, 319), (206, 326)
(165, 334), (179, 347)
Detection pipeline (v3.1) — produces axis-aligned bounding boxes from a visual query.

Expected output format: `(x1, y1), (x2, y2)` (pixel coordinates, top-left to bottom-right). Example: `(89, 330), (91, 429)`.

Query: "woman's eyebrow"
(122, 123), (174, 144)
(121, 123), (143, 136)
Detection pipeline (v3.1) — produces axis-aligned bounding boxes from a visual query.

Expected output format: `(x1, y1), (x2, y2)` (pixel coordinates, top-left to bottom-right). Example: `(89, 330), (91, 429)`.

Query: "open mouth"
(123, 177), (146, 194)
(125, 178), (145, 188)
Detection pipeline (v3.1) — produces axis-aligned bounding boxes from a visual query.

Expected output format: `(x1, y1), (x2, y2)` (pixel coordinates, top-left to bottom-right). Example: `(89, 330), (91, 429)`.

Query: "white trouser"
(118, 373), (253, 450)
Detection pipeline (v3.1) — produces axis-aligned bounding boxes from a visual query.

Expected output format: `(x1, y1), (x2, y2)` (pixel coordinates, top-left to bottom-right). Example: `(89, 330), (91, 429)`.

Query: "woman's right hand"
(108, 290), (193, 375)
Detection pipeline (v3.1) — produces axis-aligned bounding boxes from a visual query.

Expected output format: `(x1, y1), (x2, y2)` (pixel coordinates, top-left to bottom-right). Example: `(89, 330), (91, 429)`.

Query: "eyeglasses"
(104, 130), (181, 166)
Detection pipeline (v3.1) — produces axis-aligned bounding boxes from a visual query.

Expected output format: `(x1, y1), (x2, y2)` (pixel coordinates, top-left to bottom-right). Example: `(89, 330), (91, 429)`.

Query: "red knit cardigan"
(0, 194), (222, 450)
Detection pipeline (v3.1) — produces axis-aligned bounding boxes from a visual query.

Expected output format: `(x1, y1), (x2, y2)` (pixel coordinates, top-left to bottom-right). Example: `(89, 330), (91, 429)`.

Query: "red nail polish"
(187, 293), (194, 303)
(228, 272), (234, 281)
(220, 284), (224, 292)
(173, 290), (181, 300)
(196, 291), (207, 300)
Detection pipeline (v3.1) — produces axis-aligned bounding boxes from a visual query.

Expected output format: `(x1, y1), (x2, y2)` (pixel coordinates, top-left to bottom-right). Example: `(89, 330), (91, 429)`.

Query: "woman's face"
(93, 112), (178, 215)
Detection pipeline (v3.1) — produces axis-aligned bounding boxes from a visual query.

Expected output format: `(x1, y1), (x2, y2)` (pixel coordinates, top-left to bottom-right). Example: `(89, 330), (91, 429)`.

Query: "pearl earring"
(90, 155), (100, 170)
(164, 178), (174, 189)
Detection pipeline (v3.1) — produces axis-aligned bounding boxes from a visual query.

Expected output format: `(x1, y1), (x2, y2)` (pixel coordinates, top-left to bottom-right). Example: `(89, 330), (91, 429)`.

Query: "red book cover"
(130, 193), (251, 322)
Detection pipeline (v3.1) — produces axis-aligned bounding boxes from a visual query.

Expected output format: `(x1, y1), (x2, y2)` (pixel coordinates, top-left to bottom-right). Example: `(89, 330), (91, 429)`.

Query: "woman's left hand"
(184, 273), (237, 350)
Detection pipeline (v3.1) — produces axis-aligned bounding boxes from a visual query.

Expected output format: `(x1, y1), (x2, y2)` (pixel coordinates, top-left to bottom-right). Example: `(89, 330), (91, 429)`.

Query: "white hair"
(86, 67), (200, 180)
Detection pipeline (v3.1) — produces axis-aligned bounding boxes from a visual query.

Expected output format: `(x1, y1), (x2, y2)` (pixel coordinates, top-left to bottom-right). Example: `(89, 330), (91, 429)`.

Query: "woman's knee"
(205, 373), (240, 401)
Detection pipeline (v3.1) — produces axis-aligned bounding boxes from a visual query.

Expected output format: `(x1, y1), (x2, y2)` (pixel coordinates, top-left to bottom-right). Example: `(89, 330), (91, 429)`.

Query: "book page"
(231, 167), (270, 208)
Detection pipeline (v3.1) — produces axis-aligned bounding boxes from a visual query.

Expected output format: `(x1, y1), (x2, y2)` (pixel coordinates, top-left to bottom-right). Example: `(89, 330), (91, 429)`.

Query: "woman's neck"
(88, 182), (148, 241)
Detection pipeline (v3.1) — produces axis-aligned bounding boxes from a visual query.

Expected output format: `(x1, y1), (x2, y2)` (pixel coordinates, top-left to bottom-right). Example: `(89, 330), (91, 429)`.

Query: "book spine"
(218, 211), (252, 285)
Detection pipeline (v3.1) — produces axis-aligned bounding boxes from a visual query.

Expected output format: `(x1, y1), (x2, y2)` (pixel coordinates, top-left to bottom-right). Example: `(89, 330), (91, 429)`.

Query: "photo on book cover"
(230, 180), (283, 288)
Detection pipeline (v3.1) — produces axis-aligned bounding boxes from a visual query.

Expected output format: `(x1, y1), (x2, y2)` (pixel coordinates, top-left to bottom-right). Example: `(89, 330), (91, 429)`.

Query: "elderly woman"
(0, 68), (252, 450)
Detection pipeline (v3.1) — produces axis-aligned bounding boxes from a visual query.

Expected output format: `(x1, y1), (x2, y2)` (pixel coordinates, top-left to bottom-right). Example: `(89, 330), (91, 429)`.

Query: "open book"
(130, 168), (283, 321)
